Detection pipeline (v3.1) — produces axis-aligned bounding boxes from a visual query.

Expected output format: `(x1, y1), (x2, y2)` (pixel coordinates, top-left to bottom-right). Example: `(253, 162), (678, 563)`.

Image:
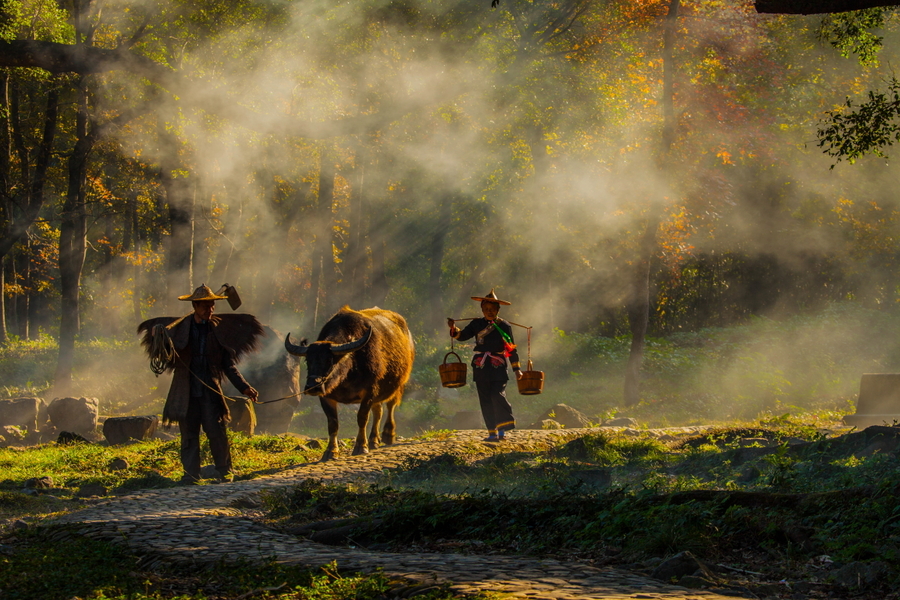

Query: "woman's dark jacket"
(454, 318), (521, 381)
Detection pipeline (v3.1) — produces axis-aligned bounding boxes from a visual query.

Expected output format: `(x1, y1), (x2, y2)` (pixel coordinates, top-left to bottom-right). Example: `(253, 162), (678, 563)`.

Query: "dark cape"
(138, 313), (263, 425)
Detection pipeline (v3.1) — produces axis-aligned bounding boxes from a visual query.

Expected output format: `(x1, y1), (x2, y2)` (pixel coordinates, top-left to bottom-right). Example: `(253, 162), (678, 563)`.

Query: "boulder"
(569, 468), (611, 488)
(108, 458), (129, 470)
(0, 397), (44, 431)
(24, 476), (53, 489)
(75, 483), (107, 498)
(57, 431), (90, 445)
(47, 397), (99, 437)
(229, 398), (256, 436)
(153, 429), (177, 441)
(199, 464), (221, 479)
(831, 561), (889, 590)
(538, 419), (564, 430)
(650, 550), (717, 583)
(102, 416), (158, 445)
(604, 416), (639, 428)
(529, 404), (591, 429)
(0, 425), (26, 444)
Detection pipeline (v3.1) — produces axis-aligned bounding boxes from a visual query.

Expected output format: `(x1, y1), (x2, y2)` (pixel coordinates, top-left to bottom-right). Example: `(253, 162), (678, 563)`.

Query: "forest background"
(2, 0), (900, 428)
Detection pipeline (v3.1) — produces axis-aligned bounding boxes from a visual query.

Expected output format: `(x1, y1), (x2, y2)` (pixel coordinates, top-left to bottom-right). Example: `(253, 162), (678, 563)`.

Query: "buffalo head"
(285, 328), (372, 395)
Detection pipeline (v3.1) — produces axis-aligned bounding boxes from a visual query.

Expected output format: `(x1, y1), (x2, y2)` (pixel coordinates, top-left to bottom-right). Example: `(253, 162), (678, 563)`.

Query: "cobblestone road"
(51, 428), (740, 599)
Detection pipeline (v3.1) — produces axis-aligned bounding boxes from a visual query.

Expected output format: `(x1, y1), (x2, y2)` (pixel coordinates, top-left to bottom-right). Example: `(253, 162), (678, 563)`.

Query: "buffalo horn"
(284, 333), (308, 356)
(330, 327), (372, 356)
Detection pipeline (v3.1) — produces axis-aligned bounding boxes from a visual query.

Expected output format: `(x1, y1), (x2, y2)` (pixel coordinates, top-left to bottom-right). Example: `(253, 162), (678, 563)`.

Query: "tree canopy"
(1, 0), (899, 405)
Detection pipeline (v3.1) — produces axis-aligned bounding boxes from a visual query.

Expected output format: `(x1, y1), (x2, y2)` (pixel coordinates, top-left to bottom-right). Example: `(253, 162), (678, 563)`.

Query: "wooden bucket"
(439, 351), (467, 388)
(517, 360), (544, 395)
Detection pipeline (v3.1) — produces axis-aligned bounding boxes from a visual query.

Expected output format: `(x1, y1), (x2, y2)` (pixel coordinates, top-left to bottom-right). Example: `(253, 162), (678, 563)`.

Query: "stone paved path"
(51, 428), (739, 599)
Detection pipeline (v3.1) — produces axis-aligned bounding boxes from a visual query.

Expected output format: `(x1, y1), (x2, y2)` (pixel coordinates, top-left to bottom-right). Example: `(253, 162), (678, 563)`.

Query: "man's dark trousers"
(180, 389), (232, 479)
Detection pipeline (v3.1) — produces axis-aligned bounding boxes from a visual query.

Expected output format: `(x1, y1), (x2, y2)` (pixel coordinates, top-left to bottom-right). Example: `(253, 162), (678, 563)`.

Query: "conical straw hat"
(470, 288), (511, 305)
(177, 284), (228, 302)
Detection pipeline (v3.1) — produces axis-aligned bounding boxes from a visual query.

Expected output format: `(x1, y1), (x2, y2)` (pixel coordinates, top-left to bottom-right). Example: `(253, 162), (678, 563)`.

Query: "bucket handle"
(526, 358), (534, 371)
(443, 351), (464, 365)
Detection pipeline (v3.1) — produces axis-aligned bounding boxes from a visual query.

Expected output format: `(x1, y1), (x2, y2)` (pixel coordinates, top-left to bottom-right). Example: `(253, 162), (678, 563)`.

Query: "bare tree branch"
(0, 40), (176, 80)
(756, 0), (899, 15)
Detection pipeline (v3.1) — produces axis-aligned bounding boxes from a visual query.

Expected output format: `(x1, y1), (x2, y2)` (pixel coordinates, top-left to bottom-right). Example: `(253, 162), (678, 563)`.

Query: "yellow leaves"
(716, 150), (733, 165)
(121, 251), (163, 269)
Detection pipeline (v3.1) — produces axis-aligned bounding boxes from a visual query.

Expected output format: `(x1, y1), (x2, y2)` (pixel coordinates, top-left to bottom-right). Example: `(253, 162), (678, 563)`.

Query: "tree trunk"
(262, 180), (308, 323)
(370, 236), (389, 308)
(345, 151), (366, 310)
(428, 193), (452, 335)
(13, 249), (27, 339)
(0, 261), (5, 344)
(307, 149), (336, 328)
(623, 221), (657, 406)
(322, 166), (340, 318)
(191, 180), (210, 289)
(123, 192), (143, 323)
(55, 77), (93, 393)
(209, 202), (236, 294)
(0, 73), (8, 343)
(0, 86), (59, 262)
(157, 124), (193, 314)
(165, 194), (192, 312)
(755, 0), (897, 14)
(623, 0), (678, 407)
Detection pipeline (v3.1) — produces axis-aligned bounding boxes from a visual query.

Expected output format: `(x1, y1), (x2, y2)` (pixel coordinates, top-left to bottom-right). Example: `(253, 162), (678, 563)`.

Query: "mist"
(4, 0), (900, 427)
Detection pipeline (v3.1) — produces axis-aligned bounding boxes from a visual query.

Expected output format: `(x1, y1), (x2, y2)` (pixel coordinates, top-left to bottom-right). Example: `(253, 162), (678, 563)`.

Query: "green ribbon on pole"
(490, 321), (516, 356)
(490, 321), (513, 344)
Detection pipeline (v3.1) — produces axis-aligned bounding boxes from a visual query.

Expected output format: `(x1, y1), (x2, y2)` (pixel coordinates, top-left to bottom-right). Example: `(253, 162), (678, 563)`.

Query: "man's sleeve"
(222, 351), (251, 393)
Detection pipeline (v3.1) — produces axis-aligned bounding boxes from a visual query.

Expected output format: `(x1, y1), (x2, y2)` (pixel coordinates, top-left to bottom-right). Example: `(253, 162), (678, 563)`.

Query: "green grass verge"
(261, 423), (900, 580)
(0, 530), (485, 600)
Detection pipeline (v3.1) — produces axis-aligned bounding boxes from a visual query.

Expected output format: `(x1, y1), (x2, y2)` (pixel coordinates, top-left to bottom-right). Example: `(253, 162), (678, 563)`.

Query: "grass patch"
(262, 422), (900, 589)
(0, 530), (484, 600)
(0, 433), (325, 521)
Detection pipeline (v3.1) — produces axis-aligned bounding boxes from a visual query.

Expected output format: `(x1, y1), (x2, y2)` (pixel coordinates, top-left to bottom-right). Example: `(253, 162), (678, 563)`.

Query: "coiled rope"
(148, 324), (176, 375)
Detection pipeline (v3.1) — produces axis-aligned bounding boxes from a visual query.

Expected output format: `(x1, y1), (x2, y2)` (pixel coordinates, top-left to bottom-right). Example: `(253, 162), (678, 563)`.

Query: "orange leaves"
(658, 204), (696, 270)
(618, 0), (672, 24)
(121, 250), (163, 269)
(830, 196), (900, 260)
(716, 149), (733, 165)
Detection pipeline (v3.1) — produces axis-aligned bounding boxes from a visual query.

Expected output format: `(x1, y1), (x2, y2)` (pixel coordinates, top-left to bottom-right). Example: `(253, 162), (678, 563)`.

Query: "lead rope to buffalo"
(235, 360), (342, 402)
(149, 326), (304, 405)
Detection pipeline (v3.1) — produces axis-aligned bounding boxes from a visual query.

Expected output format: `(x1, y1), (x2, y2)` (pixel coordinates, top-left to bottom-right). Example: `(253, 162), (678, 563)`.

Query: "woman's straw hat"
(471, 288), (511, 305)
(178, 284), (228, 302)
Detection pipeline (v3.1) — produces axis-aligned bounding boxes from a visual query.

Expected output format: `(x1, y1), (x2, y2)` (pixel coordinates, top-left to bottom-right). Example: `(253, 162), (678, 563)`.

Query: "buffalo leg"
(320, 397), (340, 461)
(382, 392), (401, 445)
(353, 399), (373, 455)
(368, 402), (383, 450)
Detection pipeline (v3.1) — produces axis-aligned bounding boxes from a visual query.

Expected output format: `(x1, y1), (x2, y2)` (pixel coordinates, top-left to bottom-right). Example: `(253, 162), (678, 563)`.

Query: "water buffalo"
(284, 306), (414, 460)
